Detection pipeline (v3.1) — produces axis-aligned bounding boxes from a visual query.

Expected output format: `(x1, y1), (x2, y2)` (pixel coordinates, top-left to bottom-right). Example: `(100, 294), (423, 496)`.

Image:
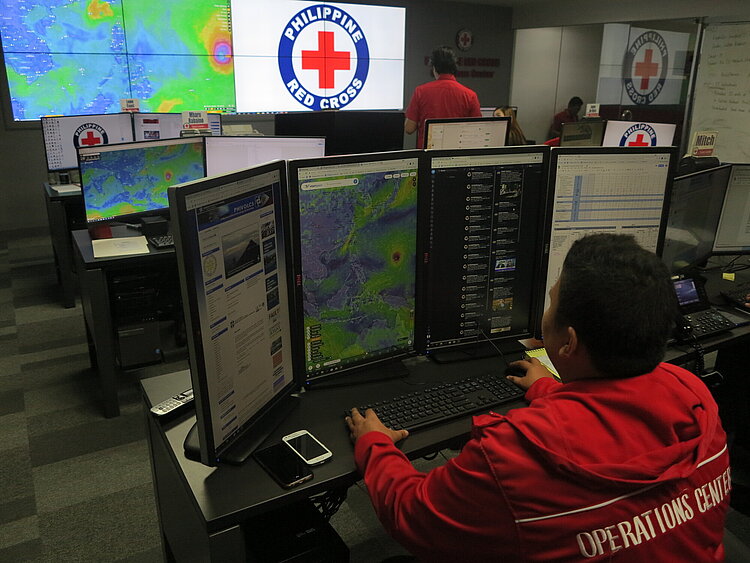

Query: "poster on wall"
(596, 24), (691, 106)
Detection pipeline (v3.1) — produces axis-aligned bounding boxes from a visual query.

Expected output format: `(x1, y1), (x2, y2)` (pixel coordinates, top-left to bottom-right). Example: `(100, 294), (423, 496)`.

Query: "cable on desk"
(310, 485), (348, 522)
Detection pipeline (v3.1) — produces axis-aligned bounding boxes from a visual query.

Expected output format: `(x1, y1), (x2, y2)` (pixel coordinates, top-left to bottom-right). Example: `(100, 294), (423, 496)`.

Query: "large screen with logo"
(231, 1), (405, 112)
(0, 0), (405, 120)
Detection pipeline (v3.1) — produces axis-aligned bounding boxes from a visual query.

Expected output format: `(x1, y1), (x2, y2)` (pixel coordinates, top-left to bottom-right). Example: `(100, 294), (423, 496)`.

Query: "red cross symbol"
(80, 130), (102, 146)
(302, 31), (350, 89)
(634, 48), (659, 90)
(627, 133), (651, 147)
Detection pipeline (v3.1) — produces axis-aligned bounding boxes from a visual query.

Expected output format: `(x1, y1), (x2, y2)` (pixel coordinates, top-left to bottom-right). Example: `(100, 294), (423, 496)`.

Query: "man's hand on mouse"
(506, 357), (556, 390)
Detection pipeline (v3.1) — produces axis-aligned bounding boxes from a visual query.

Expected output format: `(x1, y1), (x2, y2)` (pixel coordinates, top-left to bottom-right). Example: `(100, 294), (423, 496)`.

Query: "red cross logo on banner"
(80, 130), (103, 146)
(627, 133), (651, 147)
(634, 49), (659, 90)
(302, 31), (351, 89)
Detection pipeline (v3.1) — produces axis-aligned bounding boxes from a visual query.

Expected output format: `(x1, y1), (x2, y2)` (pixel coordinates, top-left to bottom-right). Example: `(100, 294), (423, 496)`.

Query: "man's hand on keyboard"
(506, 357), (556, 391)
(346, 407), (409, 445)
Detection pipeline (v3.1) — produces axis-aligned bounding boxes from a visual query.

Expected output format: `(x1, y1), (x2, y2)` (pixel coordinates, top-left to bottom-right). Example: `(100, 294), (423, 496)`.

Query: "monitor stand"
(428, 340), (525, 364)
(304, 358), (409, 390)
(183, 395), (299, 465)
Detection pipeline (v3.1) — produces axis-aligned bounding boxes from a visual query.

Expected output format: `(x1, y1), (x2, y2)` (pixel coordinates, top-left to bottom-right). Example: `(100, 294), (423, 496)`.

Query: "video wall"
(0, 0), (406, 120)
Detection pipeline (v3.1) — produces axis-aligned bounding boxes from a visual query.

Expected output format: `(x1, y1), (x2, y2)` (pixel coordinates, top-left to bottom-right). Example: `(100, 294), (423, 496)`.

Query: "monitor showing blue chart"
(78, 137), (206, 223)
(542, 147), (677, 309)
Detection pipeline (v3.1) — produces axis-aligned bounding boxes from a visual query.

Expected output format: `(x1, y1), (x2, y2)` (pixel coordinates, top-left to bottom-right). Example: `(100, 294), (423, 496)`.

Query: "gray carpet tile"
(0, 516), (40, 550)
(0, 446), (36, 526)
(0, 412), (29, 452)
(0, 538), (45, 562)
(38, 483), (160, 562)
(16, 316), (88, 354)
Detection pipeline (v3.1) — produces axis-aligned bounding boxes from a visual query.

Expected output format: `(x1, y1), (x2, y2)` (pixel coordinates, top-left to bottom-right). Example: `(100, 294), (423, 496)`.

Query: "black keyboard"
(353, 373), (526, 432)
(721, 281), (750, 308)
(684, 309), (736, 338)
(148, 234), (174, 249)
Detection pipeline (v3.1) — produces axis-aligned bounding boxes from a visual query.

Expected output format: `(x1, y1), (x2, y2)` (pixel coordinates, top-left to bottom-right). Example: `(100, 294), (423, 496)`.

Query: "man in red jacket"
(404, 46), (482, 148)
(346, 233), (730, 561)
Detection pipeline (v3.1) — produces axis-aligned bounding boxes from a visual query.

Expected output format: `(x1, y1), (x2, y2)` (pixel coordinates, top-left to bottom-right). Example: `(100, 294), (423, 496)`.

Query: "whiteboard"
(690, 22), (750, 164)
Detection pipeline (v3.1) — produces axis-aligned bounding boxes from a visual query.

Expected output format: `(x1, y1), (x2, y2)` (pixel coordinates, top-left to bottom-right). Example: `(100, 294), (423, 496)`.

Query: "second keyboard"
(354, 373), (526, 432)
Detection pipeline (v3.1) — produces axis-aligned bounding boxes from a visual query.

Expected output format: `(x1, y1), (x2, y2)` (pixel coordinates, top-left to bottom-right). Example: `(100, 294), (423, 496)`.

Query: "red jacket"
(355, 363), (729, 561)
(405, 74), (481, 148)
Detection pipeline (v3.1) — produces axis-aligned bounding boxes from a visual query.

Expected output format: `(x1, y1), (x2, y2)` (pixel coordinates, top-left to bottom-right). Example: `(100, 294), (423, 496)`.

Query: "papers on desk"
(92, 236), (150, 258)
(52, 183), (81, 194)
(524, 348), (562, 381)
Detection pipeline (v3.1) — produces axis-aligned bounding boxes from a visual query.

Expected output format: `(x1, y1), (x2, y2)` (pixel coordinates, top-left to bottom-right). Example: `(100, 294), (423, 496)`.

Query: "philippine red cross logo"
(73, 123), (108, 148)
(623, 31), (668, 105)
(619, 123), (658, 147)
(278, 4), (370, 111)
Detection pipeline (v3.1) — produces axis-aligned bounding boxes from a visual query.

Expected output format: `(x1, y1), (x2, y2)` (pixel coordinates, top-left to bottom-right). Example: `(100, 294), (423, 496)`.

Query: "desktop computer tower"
(111, 272), (162, 367)
(244, 500), (349, 562)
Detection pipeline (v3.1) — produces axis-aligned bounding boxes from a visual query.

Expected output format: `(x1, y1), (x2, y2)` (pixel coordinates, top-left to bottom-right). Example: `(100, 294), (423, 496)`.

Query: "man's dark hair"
(568, 96), (583, 107)
(431, 46), (458, 75)
(555, 233), (678, 378)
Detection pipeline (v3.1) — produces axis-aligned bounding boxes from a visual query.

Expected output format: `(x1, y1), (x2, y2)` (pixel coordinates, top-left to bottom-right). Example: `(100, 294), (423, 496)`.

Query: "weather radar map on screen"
(0, 0), (235, 119)
(296, 157), (417, 378)
(80, 139), (205, 222)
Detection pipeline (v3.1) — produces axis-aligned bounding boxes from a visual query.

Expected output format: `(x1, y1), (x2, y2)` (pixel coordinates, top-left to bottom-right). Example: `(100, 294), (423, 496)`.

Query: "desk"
(142, 356), (527, 562)
(43, 183), (85, 308)
(73, 228), (177, 417)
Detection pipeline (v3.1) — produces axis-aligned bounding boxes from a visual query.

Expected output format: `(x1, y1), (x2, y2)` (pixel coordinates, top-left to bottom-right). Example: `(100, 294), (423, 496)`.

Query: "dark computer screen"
(168, 161), (298, 465)
(416, 147), (550, 354)
(41, 113), (134, 171)
(542, 147), (677, 312)
(288, 151), (420, 384)
(712, 165), (750, 254)
(559, 120), (606, 147)
(424, 117), (510, 150)
(660, 165), (732, 273)
(78, 138), (206, 223)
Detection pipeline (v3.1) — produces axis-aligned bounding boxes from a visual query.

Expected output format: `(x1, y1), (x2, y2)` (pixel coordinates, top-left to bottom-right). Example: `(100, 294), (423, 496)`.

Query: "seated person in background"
(404, 46), (482, 148)
(548, 95), (583, 139)
(493, 105), (527, 145)
(347, 233), (729, 562)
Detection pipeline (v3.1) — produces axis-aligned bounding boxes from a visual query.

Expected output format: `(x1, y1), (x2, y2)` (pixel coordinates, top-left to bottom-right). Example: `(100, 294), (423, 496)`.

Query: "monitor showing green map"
(288, 151), (419, 384)
(79, 137), (206, 223)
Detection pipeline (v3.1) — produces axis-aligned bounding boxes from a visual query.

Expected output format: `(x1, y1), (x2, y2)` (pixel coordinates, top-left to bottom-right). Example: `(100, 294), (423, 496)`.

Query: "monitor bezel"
(414, 145), (552, 355)
(537, 146), (679, 334)
(423, 116), (511, 149)
(287, 149), (422, 384)
(41, 112), (134, 172)
(77, 136), (207, 224)
(168, 160), (299, 465)
(711, 164), (750, 256)
(132, 112), (223, 140)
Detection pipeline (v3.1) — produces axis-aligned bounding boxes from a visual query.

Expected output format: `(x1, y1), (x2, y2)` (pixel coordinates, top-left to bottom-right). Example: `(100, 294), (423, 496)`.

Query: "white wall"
(509, 25), (602, 143)
(511, 0), (750, 29)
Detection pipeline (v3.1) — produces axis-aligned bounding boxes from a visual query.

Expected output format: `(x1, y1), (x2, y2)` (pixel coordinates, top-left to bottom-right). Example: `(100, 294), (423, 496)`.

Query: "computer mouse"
(504, 364), (527, 378)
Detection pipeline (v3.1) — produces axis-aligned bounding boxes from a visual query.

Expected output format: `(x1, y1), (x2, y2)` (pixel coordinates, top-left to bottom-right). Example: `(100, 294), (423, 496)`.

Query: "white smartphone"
(282, 430), (332, 465)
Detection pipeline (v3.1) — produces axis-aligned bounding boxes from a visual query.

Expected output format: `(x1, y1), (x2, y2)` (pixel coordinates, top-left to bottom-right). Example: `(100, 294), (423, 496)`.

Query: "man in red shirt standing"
(404, 46), (482, 148)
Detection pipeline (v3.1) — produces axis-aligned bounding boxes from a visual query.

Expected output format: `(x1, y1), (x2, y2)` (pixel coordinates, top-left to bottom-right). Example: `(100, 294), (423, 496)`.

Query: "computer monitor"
(424, 117), (510, 150)
(601, 120), (677, 147)
(169, 161), (298, 466)
(660, 165), (732, 273)
(133, 113), (222, 141)
(541, 147), (677, 311)
(204, 136), (326, 177)
(712, 165), (750, 254)
(559, 121), (606, 147)
(78, 137), (206, 223)
(287, 151), (420, 385)
(41, 113), (134, 171)
(416, 147), (551, 360)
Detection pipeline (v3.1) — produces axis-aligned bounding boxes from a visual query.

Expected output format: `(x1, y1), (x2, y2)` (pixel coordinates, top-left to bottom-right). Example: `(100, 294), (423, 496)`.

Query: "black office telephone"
(671, 276), (735, 342)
